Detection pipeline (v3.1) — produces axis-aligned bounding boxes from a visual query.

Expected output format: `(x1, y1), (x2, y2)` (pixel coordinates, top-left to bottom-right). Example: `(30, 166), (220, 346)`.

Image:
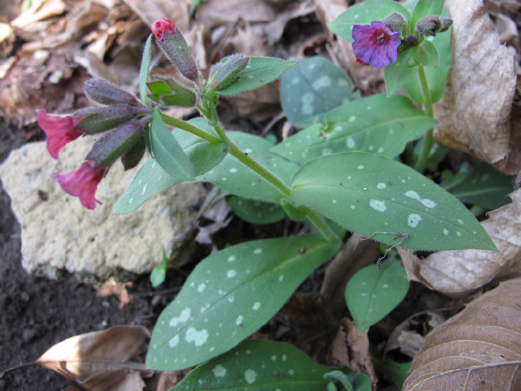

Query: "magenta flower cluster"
(352, 21), (401, 68)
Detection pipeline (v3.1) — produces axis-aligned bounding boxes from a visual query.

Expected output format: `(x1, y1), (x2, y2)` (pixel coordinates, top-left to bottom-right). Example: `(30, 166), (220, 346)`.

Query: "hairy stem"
(414, 66), (435, 173)
(160, 113), (221, 145)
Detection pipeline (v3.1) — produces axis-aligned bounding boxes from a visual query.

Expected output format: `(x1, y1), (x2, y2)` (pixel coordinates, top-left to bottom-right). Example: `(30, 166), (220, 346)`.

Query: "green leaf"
(172, 340), (341, 390)
(113, 118), (228, 214)
(150, 266), (166, 288)
(288, 153), (497, 251)
(226, 196), (286, 225)
(328, 0), (411, 43)
(150, 109), (194, 181)
(370, 345), (411, 387)
(384, 46), (420, 97)
(197, 132), (299, 204)
(411, 0), (444, 30)
(280, 56), (357, 129)
(215, 57), (297, 96)
(412, 140), (449, 172)
(140, 35), (152, 107)
(146, 234), (340, 370)
(441, 162), (514, 210)
(346, 259), (409, 332)
(418, 40), (440, 67)
(403, 9), (451, 104)
(149, 80), (196, 107)
(324, 370), (372, 391)
(148, 80), (173, 96)
(271, 94), (438, 164)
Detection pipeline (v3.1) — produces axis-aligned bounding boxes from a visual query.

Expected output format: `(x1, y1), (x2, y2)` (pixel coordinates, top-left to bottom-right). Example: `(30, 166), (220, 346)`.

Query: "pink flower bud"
(51, 160), (107, 210)
(152, 18), (176, 43)
(37, 110), (85, 159)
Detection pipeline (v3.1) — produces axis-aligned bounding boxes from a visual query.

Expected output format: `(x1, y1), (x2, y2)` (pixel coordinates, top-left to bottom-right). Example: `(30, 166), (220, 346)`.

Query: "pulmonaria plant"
(37, 0), (496, 389)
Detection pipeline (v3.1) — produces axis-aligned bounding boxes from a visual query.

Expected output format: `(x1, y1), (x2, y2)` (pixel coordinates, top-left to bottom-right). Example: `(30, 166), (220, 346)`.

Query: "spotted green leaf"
(197, 132), (299, 204)
(404, 9), (452, 104)
(271, 94), (438, 164)
(173, 340), (349, 391)
(346, 259), (409, 333)
(324, 370), (372, 391)
(150, 109), (194, 182)
(113, 118), (227, 214)
(411, 0), (444, 30)
(441, 162), (514, 211)
(146, 235), (340, 370)
(280, 56), (357, 129)
(328, 0), (411, 43)
(226, 196), (286, 225)
(140, 35), (152, 107)
(287, 153), (497, 251)
(214, 57), (297, 97)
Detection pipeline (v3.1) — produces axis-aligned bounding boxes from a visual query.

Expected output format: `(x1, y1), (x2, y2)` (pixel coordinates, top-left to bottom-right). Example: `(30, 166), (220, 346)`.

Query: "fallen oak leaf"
(398, 188), (520, 295)
(1, 325), (151, 391)
(403, 278), (521, 390)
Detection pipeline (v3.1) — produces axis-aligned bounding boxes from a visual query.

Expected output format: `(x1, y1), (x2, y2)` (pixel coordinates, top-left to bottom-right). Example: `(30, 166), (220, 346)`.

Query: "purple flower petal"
(351, 20), (402, 68)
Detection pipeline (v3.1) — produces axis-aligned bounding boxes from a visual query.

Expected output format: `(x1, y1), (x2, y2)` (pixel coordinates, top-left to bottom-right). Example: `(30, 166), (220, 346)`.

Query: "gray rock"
(0, 136), (204, 281)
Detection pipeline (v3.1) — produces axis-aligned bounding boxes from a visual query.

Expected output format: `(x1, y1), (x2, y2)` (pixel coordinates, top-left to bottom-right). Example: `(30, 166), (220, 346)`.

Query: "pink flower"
(37, 110), (84, 159)
(352, 21), (401, 68)
(152, 18), (175, 42)
(52, 160), (107, 210)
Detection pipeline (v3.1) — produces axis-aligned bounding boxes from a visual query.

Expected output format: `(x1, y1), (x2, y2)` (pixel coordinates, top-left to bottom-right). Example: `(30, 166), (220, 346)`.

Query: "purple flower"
(352, 21), (401, 68)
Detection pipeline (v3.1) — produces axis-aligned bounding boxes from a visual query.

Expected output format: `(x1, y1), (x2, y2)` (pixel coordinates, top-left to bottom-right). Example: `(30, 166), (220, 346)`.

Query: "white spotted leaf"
(146, 234), (340, 371)
(328, 0), (411, 43)
(150, 109), (194, 182)
(139, 35), (152, 107)
(226, 196), (286, 225)
(280, 56), (357, 129)
(346, 259), (409, 333)
(271, 94), (438, 164)
(197, 132), (299, 204)
(172, 340), (356, 391)
(288, 153), (496, 251)
(214, 57), (297, 97)
(113, 118), (228, 214)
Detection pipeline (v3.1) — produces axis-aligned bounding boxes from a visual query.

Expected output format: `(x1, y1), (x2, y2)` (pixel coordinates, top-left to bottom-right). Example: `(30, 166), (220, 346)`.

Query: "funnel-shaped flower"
(52, 160), (107, 210)
(37, 110), (84, 159)
(352, 21), (401, 68)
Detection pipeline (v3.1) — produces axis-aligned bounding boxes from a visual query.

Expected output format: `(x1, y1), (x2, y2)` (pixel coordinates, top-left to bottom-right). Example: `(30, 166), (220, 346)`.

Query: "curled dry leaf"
(403, 278), (521, 391)
(398, 188), (520, 295)
(433, 0), (518, 175)
(35, 325), (151, 390)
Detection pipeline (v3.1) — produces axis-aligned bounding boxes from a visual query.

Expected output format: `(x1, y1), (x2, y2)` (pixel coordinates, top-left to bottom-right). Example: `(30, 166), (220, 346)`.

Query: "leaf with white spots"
(328, 0), (411, 43)
(287, 153), (497, 251)
(146, 234), (340, 371)
(346, 259), (409, 333)
(197, 132), (299, 204)
(226, 195), (286, 225)
(113, 118), (228, 214)
(172, 340), (353, 391)
(280, 56), (357, 129)
(271, 94), (438, 164)
(214, 57), (297, 97)
(441, 161), (514, 211)
(150, 109), (194, 182)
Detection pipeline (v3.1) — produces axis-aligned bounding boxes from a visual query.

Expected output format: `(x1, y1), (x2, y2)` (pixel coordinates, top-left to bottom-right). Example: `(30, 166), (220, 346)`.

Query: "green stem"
(414, 66), (435, 173)
(160, 113), (221, 145)
(300, 205), (340, 243)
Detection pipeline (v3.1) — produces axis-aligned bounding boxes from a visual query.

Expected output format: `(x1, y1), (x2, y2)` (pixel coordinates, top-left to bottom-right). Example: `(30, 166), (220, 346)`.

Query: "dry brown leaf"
(36, 326), (151, 390)
(94, 277), (133, 308)
(263, 0), (316, 44)
(122, 0), (190, 31)
(10, 0), (66, 29)
(196, 0), (275, 30)
(226, 81), (281, 121)
(433, 0), (518, 175)
(332, 318), (378, 387)
(398, 188), (521, 295)
(403, 278), (521, 391)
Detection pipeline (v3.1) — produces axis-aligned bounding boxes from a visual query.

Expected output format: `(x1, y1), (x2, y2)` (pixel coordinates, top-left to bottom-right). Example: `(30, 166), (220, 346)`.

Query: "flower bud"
(84, 78), (143, 107)
(208, 54), (249, 92)
(86, 117), (150, 168)
(74, 105), (151, 134)
(416, 16), (453, 37)
(383, 12), (407, 34)
(153, 18), (199, 82)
